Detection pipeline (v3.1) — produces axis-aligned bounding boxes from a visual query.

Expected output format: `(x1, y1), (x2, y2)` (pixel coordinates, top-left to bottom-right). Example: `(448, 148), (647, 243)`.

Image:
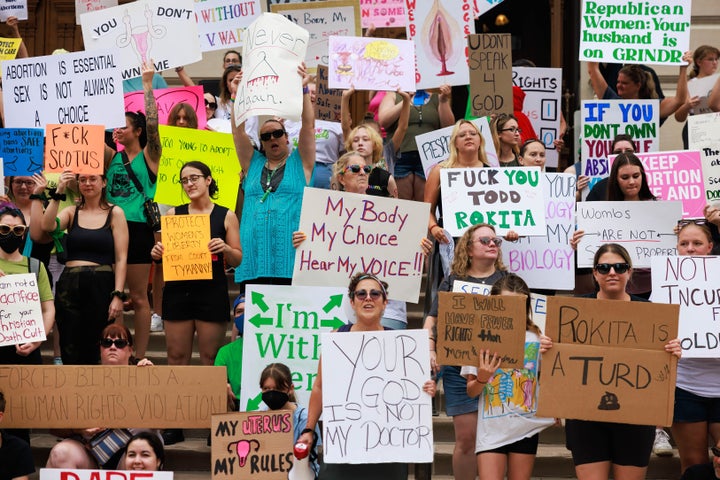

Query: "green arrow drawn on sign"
(322, 294), (343, 313)
(248, 312), (273, 328)
(251, 291), (270, 312)
(246, 392), (263, 411)
(320, 317), (344, 329)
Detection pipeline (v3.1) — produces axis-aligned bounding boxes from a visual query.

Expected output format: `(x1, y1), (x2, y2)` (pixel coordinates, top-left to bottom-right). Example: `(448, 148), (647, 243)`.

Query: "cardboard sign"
(0, 273), (46, 347)
(581, 100), (660, 195)
(327, 36), (415, 92)
(439, 166), (547, 237)
(195, 0), (261, 52)
(651, 256), (720, 358)
(0, 0), (27, 21)
(2, 49), (125, 129)
(239, 284), (347, 411)
(124, 85), (207, 130)
(406, 0), (475, 89)
(689, 113), (720, 205)
(0, 36), (21, 77)
(579, 0), (690, 65)
(512, 67), (562, 168)
(42, 470), (172, 480)
(44, 124), (105, 174)
(211, 411), (293, 479)
(537, 343), (676, 426)
(436, 291), (528, 368)
(468, 34), (512, 117)
(360, 0), (406, 28)
(0, 128), (44, 176)
(161, 214), (212, 281)
(315, 65), (342, 122)
(292, 188), (429, 303)
(272, 0), (360, 72)
(321, 329), (433, 463)
(75, 0), (117, 25)
(502, 173), (576, 290)
(155, 126), (240, 211)
(234, 13), (309, 124)
(415, 116), (498, 176)
(575, 200), (681, 268)
(0, 365), (225, 428)
(688, 73), (720, 116)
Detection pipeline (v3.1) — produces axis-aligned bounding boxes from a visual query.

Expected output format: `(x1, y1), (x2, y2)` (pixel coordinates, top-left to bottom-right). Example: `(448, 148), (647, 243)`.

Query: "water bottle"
(288, 442), (314, 480)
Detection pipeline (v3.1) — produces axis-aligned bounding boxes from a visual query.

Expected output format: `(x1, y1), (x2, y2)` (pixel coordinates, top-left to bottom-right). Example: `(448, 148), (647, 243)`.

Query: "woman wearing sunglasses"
(490, 114), (522, 167)
(297, 272), (436, 479)
(540, 243), (681, 480)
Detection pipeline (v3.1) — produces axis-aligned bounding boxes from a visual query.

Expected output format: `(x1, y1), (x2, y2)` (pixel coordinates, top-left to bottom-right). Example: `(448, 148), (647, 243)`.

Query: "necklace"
(260, 158), (286, 202)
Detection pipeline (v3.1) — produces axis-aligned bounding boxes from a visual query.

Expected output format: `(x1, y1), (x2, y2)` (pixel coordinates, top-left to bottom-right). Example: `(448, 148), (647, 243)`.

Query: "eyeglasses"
(677, 218), (707, 227)
(344, 164), (372, 174)
(595, 263), (630, 275)
(711, 446), (720, 457)
(474, 236), (502, 247)
(0, 224), (27, 236)
(353, 289), (384, 301)
(205, 99), (218, 109)
(260, 129), (286, 142)
(12, 179), (34, 187)
(500, 127), (522, 134)
(179, 174), (205, 185)
(612, 148), (635, 154)
(100, 338), (129, 349)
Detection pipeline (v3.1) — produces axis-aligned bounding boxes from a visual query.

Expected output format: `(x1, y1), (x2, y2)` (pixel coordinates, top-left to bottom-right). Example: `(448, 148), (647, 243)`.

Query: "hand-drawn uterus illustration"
(422, 0), (462, 76)
(116, 4), (167, 64)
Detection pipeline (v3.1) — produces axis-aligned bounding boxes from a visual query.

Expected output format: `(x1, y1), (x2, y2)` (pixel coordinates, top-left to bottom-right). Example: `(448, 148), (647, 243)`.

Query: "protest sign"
(689, 112), (720, 146)
(360, 0), (406, 28)
(194, 0), (261, 52)
(436, 291), (527, 367)
(321, 329), (433, 463)
(80, 0), (201, 79)
(579, 0), (690, 65)
(512, 67), (562, 168)
(651, 256), (720, 357)
(468, 34), (512, 117)
(0, 36), (21, 77)
(0, 365), (225, 428)
(575, 200), (681, 268)
(292, 188), (429, 302)
(406, 0), (474, 89)
(689, 113), (720, 205)
(75, 0), (117, 25)
(239, 284), (347, 411)
(581, 100), (659, 195)
(0, 159), (4, 189)
(0, 273), (45, 347)
(234, 13), (309, 124)
(155, 126), (240, 211)
(502, 173), (576, 290)
(473, 0), (504, 18)
(315, 65), (342, 121)
(688, 73), (720, 116)
(327, 36), (415, 92)
(452, 279), (492, 295)
(44, 124), (105, 174)
(212, 411), (293, 479)
(161, 214), (212, 281)
(125, 85), (207, 129)
(272, 0), (360, 72)
(0, 0), (27, 21)
(2, 49), (124, 129)
(537, 343), (676, 426)
(439, 167), (547, 237)
(415, 116), (498, 176)
(42, 470), (172, 480)
(0, 128), (44, 176)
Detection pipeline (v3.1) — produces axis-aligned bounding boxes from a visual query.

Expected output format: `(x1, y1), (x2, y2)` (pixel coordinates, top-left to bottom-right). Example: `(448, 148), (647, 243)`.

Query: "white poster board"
(415, 117), (498, 177)
(651, 256), (720, 358)
(512, 67), (562, 168)
(75, 0), (117, 25)
(194, 0), (262, 52)
(688, 113), (720, 205)
(80, 0), (202, 79)
(234, 13), (309, 124)
(41, 470), (173, 480)
(579, 0), (690, 65)
(0, 273), (46, 347)
(502, 173), (576, 290)
(0, 0), (27, 21)
(439, 167), (547, 237)
(321, 329), (433, 463)
(575, 201), (681, 268)
(2, 49), (125, 128)
(688, 73), (720, 116)
(239, 284), (348, 411)
(292, 188), (429, 303)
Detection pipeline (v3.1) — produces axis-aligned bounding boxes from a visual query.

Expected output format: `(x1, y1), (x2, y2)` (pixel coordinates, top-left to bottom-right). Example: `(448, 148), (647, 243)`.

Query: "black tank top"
(65, 207), (115, 265)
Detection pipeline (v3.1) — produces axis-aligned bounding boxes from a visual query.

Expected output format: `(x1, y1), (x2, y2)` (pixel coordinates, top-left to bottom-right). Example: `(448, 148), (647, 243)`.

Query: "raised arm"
(6, 17), (28, 59)
(297, 63), (316, 184)
(587, 61), (609, 99)
(28, 173), (52, 243)
(40, 171), (75, 233)
(229, 70), (255, 173)
(390, 89), (412, 153)
(142, 60), (162, 173)
(378, 91), (403, 129)
(437, 84), (455, 127)
(660, 53), (691, 119)
(340, 86), (355, 139)
(174, 66), (195, 86)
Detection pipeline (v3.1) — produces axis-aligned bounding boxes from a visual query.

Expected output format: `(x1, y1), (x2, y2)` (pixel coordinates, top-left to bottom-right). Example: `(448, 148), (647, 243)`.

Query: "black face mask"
(262, 390), (289, 410)
(0, 233), (24, 254)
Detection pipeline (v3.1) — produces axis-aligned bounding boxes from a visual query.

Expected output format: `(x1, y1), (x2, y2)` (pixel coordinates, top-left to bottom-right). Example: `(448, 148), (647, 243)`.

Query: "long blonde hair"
(441, 119), (489, 169)
(344, 125), (383, 166)
(451, 223), (507, 278)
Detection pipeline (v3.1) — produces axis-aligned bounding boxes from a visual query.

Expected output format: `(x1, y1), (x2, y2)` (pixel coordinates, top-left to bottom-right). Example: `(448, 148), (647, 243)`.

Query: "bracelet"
(300, 428), (318, 439)
(429, 224), (441, 232)
(49, 192), (66, 201)
(29, 193), (47, 201)
(230, 96), (236, 102)
(303, 86), (310, 95)
(110, 290), (128, 301)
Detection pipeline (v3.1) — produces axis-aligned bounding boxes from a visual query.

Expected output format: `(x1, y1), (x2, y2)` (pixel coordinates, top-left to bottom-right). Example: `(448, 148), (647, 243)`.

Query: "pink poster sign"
(360, 0), (407, 28)
(124, 85), (207, 129)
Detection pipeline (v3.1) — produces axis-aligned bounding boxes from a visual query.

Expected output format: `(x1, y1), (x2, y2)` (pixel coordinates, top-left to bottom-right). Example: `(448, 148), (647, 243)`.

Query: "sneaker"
(53, 356), (63, 365)
(653, 429), (673, 457)
(150, 313), (164, 332)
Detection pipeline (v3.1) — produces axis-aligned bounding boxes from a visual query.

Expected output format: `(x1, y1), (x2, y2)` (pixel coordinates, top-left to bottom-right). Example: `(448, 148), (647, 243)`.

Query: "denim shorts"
(441, 365), (478, 416)
(393, 151), (425, 180)
(674, 387), (720, 423)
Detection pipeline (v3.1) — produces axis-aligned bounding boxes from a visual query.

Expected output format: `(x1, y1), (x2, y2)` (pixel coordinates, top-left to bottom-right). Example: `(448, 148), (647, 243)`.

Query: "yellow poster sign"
(0, 37), (21, 78)
(162, 213), (212, 281)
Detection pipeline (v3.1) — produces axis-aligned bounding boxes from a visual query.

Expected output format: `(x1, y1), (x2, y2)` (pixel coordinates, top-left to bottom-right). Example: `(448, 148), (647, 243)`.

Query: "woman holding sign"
(540, 243), (682, 480)
(674, 46), (720, 148)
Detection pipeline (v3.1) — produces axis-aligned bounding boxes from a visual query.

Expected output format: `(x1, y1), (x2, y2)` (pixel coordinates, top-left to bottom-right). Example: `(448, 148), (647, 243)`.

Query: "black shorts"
(565, 420), (654, 467)
(127, 221), (154, 264)
(674, 387), (720, 423)
(479, 434), (539, 455)
(162, 281), (230, 323)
